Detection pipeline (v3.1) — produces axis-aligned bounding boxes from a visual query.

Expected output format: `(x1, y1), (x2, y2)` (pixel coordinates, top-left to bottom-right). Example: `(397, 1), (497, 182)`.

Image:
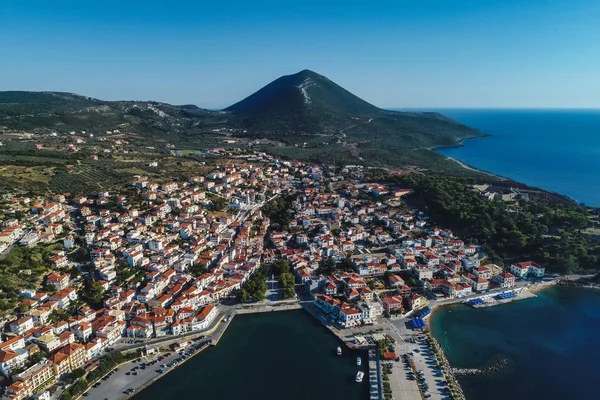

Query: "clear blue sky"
(2, 0), (599, 108)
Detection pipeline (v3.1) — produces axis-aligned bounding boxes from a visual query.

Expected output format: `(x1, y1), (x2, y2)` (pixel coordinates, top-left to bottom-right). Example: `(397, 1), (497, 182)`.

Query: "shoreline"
(443, 155), (505, 180)
(434, 135), (585, 206)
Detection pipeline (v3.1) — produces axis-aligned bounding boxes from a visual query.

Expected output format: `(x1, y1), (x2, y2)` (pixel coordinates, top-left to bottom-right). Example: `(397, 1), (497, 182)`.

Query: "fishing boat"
(355, 371), (364, 383)
(337, 346), (342, 355)
(357, 357), (362, 366)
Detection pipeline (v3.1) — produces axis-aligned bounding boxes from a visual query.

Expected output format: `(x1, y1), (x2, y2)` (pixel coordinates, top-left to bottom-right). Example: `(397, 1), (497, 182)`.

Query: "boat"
(355, 371), (364, 383)
(337, 346), (342, 355)
(357, 357), (362, 366)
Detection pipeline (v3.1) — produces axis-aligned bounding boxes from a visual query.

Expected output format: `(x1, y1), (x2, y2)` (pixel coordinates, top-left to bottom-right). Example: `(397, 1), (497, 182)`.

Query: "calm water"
(430, 287), (600, 400)
(434, 109), (600, 206)
(134, 310), (368, 400)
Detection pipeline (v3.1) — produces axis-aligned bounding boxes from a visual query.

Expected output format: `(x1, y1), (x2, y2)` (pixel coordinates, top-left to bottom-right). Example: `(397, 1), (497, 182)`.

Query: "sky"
(2, 0), (600, 108)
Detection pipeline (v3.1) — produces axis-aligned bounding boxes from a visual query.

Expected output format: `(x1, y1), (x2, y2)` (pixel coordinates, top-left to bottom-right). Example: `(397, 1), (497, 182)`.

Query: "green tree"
(189, 263), (208, 277)
(238, 289), (249, 303)
(282, 287), (295, 299)
(30, 350), (49, 364)
(80, 281), (105, 308)
(271, 259), (291, 275)
(48, 308), (70, 323)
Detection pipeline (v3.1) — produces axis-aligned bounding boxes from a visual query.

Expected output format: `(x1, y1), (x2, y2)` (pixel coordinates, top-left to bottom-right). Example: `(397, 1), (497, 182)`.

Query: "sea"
(133, 310), (368, 400)
(430, 287), (600, 400)
(429, 109), (600, 207)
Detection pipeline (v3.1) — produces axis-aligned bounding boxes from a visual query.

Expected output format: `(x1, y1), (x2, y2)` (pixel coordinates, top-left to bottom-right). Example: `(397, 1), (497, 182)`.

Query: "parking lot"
(376, 320), (451, 400)
(404, 336), (452, 399)
(84, 339), (209, 400)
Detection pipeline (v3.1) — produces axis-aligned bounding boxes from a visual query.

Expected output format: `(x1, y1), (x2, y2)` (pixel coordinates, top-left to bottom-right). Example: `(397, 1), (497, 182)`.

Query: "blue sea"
(430, 287), (600, 400)
(431, 109), (600, 206)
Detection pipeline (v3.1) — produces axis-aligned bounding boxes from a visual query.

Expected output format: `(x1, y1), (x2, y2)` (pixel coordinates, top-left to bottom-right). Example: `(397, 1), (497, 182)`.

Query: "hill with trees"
(0, 71), (488, 173)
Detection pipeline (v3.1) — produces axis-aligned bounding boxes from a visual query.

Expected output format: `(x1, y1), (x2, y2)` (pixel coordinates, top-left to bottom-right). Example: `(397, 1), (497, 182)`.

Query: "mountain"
(226, 69), (378, 116)
(225, 69), (484, 151)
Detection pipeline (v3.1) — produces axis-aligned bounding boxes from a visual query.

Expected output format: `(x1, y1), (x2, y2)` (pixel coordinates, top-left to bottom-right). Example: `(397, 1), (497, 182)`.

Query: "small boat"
(357, 357), (362, 366)
(355, 371), (364, 383)
(337, 346), (342, 355)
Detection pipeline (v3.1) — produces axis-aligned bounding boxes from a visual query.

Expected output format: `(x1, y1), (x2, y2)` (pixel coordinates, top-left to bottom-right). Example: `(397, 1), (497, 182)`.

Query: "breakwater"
(452, 356), (509, 376)
(426, 332), (466, 400)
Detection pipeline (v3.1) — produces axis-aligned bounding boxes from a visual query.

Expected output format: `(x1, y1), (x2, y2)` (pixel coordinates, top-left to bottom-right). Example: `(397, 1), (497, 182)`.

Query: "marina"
(133, 310), (369, 400)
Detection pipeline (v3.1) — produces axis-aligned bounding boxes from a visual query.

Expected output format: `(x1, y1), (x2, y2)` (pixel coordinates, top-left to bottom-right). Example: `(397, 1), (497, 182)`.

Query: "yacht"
(355, 371), (364, 383)
(357, 357), (362, 366)
(337, 346), (342, 355)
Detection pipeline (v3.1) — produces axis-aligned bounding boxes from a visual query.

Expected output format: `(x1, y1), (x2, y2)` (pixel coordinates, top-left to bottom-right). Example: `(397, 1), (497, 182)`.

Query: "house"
(0, 348), (28, 377)
(404, 293), (423, 312)
(382, 295), (404, 315)
(0, 336), (25, 352)
(388, 274), (405, 287)
(46, 272), (70, 290)
(9, 317), (34, 336)
(509, 261), (545, 278)
(54, 343), (87, 373)
(465, 274), (489, 292)
(338, 305), (362, 328)
(473, 266), (492, 280)
(33, 334), (61, 354)
(191, 305), (218, 331)
(496, 272), (516, 288)
(71, 322), (93, 342)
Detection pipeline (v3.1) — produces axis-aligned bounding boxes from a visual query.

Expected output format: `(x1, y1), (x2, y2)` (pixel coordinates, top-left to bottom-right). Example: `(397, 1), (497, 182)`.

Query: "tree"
(338, 257), (354, 272)
(18, 303), (30, 313)
(282, 287), (295, 299)
(317, 258), (335, 275)
(81, 280), (105, 308)
(29, 350), (48, 364)
(271, 259), (291, 275)
(239, 289), (249, 303)
(189, 263), (208, 277)
(48, 308), (70, 323)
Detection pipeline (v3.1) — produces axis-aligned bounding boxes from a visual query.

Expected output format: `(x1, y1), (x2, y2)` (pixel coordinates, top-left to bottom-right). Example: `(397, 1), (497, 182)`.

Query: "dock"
(368, 348), (383, 400)
(466, 288), (537, 309)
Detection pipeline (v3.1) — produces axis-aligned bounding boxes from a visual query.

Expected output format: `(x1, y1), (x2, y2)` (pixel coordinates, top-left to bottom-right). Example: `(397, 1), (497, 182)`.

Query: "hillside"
(0, 72), (488, 174)
(0, 91), (227, 140)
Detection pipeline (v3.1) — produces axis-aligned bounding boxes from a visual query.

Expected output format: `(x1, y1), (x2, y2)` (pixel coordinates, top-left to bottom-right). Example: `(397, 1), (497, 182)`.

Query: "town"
(0, 149), (547, 400)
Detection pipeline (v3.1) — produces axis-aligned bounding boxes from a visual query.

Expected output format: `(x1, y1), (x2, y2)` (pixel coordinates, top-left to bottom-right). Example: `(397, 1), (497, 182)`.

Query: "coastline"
(434, 133), (584, 206)
(444, 155), (505, 180)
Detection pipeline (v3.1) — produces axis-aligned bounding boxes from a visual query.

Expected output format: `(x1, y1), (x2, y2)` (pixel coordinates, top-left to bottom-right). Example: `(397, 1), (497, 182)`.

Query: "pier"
(368, 348), (383, 400)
